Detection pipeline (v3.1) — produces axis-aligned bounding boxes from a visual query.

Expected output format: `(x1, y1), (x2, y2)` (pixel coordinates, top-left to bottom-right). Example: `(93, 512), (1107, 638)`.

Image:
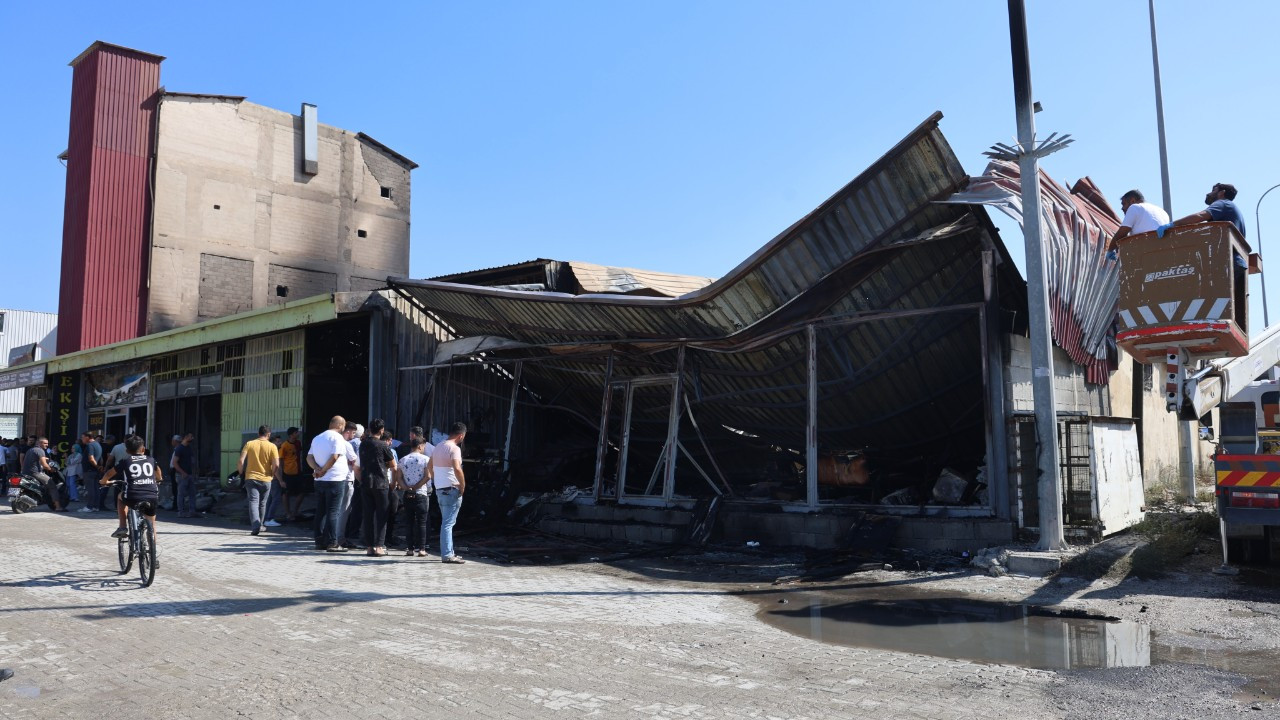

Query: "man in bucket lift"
(1106, 188), (1170, 256)
(1158, 182), (1246, 238)
(1158, 183), (1248, 325)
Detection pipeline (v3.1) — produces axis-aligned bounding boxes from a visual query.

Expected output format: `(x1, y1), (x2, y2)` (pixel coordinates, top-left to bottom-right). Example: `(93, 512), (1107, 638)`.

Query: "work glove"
(1156, 223), (1173, 238)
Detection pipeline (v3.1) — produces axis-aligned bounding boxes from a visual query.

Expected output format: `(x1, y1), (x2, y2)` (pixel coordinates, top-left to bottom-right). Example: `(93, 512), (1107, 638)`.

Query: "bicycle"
(110, 480), (158, 587)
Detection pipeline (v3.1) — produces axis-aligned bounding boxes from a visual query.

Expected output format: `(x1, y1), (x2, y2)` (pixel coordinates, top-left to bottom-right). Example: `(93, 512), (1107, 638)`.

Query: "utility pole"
(1005, 0), (1066, 550)
(1149, 0), (1172, 215)
(1148, 0), (1197, 501)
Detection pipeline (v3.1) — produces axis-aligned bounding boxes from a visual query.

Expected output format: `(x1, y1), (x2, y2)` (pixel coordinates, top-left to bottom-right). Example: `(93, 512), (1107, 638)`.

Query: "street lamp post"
(1255, 183), (1280, 328)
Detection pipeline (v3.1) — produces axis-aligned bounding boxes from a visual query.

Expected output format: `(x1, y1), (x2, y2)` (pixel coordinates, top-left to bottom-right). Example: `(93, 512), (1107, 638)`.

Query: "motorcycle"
(7, 466), (67, 514)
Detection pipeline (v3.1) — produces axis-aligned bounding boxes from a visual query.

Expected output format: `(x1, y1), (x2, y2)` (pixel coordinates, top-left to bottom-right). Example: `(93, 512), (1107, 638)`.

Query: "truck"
(1115, 221), (1278, 565)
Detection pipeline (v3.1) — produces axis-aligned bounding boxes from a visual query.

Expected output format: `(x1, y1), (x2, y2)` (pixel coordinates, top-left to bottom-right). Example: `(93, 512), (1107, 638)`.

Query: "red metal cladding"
(57, 42), (162, 355)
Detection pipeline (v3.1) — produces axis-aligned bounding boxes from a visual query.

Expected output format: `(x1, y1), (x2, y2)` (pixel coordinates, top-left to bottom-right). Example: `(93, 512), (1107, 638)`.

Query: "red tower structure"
(56, 42), (164, 355)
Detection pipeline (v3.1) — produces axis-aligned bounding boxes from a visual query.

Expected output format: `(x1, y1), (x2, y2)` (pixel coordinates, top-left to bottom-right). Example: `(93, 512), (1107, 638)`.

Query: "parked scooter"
(7, 466), (67, 513)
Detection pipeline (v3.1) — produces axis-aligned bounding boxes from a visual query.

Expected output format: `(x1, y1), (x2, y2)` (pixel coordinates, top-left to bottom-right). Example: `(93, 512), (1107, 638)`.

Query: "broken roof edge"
(162, 90), (247, 103)
(356, 132), (419, 170)
(392, 110), (956, 309)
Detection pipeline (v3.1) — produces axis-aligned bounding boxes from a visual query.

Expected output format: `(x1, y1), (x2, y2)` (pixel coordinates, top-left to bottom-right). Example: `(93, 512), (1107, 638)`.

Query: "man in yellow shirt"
(239, 425), (280, 536)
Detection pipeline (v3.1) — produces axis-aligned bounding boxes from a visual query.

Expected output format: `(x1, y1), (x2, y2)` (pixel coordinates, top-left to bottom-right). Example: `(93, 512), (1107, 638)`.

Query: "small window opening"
(357, 229), (367, 238)
(213, 204), (221, 210)
(380, 186), (391, 199)
(276, 285), (289, 298)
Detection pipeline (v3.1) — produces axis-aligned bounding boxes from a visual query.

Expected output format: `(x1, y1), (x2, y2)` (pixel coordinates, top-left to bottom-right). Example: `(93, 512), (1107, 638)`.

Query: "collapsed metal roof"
(391, 113), (1028, 478)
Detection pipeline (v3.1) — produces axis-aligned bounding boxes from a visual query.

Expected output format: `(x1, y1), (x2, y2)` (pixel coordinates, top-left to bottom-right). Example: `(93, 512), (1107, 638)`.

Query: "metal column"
(592, 352), (615, 500)
(981, 250), (1011, 519)
(661, 346), (686, 502)
(502, 361), (522, 474)
(1007, 0), (1065, 550)
(1149, 0), (1197, 503)
(806, 324), (819, 508)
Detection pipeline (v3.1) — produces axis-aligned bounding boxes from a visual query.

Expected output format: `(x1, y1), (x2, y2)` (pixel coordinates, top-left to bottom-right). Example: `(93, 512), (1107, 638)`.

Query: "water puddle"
(755, 588), (1280, 698)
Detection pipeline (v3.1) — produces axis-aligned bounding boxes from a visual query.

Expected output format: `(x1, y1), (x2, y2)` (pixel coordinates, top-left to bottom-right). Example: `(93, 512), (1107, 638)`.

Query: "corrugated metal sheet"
(57, 42), (163, 354)
(565, 261), (714, 297)
(941, 160), (1121, 384)
(0, 310), (58, 414)
(393, 113), (1028, 479)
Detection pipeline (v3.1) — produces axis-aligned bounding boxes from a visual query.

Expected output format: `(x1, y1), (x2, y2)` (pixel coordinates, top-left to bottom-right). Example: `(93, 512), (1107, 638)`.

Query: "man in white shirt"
(427, 422), (468, 564)
(1107, 189), (1171, 253)
(307, 416), (359, 552)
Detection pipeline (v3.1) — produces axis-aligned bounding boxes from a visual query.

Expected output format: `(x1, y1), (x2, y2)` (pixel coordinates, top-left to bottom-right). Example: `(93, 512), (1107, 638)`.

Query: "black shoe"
(0, 669), (13, 682)
(111, 527), (128, 539)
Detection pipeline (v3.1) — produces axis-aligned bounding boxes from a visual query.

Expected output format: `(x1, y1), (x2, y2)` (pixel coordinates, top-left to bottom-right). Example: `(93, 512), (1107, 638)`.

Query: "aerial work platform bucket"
(1115, 222), (1254, 364)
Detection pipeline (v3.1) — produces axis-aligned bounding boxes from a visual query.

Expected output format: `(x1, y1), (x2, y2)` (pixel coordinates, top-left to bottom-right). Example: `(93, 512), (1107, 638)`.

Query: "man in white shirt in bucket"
(426, 422), (467, 564)
(1106, 189), (1170, 256)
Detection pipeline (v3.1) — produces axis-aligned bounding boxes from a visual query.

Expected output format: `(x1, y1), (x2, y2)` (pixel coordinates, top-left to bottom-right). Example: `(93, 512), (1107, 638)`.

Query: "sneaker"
(325, 546), (348, 553)
(416, 550), (427, 557)
(78, 507), (95, 514)
(264, 520), (282, 527)
(110, 527), (128, 539)
(442, 555), (466, 564)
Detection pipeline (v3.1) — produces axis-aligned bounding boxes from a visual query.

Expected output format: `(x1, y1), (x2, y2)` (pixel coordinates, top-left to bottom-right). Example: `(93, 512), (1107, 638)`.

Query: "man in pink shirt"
(426, 422), (467, 564)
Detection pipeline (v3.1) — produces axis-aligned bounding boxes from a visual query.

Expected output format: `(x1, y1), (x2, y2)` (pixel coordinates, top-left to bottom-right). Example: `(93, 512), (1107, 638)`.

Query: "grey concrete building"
(147, 92), (415, 333)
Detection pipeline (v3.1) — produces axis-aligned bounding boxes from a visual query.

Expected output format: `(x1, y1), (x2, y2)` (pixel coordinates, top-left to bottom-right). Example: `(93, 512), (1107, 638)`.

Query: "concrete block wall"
(267, 264), (337, 305)
(148, 96), (413, 333)
(893, 517), (1013, 553)
(536, 501), (1012, 553)
(197, 254), (254, 320)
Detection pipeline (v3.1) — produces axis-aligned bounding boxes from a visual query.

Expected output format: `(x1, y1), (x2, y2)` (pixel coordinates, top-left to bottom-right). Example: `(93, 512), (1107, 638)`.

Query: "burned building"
(388, 112), (1166, 549)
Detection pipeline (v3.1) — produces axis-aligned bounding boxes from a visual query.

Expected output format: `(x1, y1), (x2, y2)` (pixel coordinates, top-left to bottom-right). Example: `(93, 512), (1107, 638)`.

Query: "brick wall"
(350, 276), (387, 292)
(198, 254), (254, 320)
(268, 263), (336, 304)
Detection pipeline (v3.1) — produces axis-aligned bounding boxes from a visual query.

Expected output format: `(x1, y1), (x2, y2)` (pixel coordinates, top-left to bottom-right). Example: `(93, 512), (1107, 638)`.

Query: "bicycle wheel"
(137, 516), (156, 587)
(118, 513), (135, 574)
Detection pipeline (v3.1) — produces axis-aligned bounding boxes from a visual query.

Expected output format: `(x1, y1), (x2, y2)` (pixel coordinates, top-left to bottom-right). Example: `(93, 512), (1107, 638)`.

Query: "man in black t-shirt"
(100, 436), (162, 541)
(357, 419), (398, 556)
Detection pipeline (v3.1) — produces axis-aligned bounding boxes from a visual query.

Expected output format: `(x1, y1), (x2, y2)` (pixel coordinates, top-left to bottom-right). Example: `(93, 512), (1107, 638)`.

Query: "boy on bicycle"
(100, 436), (161, 541)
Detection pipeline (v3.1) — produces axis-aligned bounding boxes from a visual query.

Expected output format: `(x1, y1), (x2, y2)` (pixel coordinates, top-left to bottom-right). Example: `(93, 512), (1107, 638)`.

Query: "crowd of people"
(3, 417), (472, 564)
(293, 416), (468, 563)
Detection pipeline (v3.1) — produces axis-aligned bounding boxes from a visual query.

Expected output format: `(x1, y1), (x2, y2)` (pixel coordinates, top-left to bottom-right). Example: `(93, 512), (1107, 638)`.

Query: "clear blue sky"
(3, 1), (1279, 329)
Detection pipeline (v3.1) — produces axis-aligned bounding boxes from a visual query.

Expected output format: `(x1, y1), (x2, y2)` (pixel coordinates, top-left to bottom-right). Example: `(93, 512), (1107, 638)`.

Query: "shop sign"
(50, 373), (81, 455)
(0, 364), (46, 392)
(85, 362), (149, 408)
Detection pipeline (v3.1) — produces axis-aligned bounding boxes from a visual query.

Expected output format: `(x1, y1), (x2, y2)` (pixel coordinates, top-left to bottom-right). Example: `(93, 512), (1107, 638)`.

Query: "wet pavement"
(755, 586), (1280, 700)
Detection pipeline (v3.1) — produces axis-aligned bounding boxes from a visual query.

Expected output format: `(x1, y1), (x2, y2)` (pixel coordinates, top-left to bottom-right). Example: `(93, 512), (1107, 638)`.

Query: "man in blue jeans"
(427, 422), (467, 564)
(307, 415), (359, 552)
(174, 433), (199, 518)
(76, 432), (104, 513)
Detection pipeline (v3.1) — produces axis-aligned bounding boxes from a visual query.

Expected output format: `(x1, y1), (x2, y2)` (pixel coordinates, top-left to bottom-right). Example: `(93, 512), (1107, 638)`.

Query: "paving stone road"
(0, 511), (1061, 719)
